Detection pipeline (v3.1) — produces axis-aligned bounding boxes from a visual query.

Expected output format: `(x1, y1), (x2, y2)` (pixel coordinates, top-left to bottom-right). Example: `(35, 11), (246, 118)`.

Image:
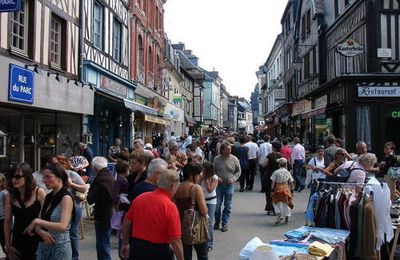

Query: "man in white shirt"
(258, 135), (272, 192)
(168, 132), (177, 143)
(244, 135), (259, 190)
(291, 137), (306, 192)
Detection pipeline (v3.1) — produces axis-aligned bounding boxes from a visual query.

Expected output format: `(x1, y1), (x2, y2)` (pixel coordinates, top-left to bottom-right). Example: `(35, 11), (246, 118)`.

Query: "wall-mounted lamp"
(88, 83), (96, 91)
(67, 79), (82, 87)
(25, 64), (40, 73)
(47, 72), (60, 82)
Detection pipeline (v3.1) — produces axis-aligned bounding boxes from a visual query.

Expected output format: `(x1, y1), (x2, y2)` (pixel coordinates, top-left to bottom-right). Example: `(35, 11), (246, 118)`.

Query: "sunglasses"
(12, 174), (24, 180)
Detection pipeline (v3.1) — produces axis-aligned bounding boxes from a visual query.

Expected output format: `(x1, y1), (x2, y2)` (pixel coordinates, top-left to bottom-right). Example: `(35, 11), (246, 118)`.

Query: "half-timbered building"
(308, 0), (400, 154)
(82, 0), (135, 155)
(0, 0), (94, 171)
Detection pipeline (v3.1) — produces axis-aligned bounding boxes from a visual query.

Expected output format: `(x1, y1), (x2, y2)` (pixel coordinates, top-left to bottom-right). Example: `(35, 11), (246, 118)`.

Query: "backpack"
(332, 161), (362, 182)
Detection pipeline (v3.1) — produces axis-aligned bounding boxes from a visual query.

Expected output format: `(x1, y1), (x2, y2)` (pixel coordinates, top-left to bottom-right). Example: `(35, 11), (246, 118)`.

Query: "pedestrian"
(78, 142), (95, 181)
(200, 161), (218, 251)
(244, 135), (259, 191)
(87, 156), (114, 260)
(33, 156), (58, 193)
(334, 153), (377, 184)
(235, 136), (249, 192)
(108, 138), (122, 162)
(379, 142), (400, 201)
(324, 134), (338, 166)
(352, 141), (380, 177)
(169, 141), (188, 170)
(56, 155), (87, 260)
(263, 142), (283, 215)
(324, 148), (349, 176)
(127, 150), (150, 202)
(213, 141), (241, 232)
(0, 173), (7, 255)
(174, 162), (208, 260)
(258, 135), (272, 193)
(4, 163), (46, 260)
(120, 170), (184, 260)
(270, 158), (294, 224)
(291, 137), (305, 192)
(25, 163), (74, 260)
(280, 138), (292, 169)
(305, 146), (326, 197)
(133, 139), (145, 151)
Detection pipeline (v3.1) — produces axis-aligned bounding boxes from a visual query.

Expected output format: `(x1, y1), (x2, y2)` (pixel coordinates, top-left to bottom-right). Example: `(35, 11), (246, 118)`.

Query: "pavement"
(77, 174), (309, 259)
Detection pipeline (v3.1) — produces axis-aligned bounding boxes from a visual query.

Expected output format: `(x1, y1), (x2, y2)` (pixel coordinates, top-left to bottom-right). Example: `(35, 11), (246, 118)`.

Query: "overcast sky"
(164, 1), (288, 100)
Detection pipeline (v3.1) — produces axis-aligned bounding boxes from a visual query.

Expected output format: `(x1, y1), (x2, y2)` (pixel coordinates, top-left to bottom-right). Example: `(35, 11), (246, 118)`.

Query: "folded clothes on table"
(284, 226), (350, 245)
(308, 241), (334, 256)
(267, 243), (309, 257)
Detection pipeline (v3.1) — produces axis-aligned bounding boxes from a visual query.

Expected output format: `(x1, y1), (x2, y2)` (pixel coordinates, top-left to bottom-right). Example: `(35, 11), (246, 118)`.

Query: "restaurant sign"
(358, 86), (400, 97)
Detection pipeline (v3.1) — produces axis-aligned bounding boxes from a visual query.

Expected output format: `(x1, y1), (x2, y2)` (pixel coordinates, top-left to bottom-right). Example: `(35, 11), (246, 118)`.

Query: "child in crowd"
(0, 173), (6, 254)
(270, 158), (294, 224)
(200, 162), (218, 251)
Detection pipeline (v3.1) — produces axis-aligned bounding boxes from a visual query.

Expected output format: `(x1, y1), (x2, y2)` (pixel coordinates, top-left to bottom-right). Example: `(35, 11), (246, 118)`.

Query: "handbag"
(75, 184), (89, 202)
(111, 210), (124, 230)
(305, 158), (316, 186)
(181, 184), (210, 245)
(388, 167), (400, 179)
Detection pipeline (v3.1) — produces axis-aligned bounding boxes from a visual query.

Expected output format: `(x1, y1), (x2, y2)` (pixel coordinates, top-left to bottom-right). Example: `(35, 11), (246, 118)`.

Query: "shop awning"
(124, 100), (158, 116)
(301, 107), (326, 119)
(144, 115), (170, 125)
(185, 115), (197, 126)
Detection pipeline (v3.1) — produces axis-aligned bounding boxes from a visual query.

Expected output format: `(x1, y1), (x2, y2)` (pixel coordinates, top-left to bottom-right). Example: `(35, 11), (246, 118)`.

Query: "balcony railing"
(137, 64), (145, 84)
(147, 71), (154, 89)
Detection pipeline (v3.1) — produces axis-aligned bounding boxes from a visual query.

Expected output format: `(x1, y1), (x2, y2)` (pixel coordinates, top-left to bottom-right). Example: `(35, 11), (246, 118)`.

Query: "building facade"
(0, 0), (94, 171)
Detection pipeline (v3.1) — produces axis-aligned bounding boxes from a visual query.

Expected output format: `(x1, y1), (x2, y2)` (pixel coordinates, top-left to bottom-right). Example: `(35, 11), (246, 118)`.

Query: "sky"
(164, 1), (288, 100)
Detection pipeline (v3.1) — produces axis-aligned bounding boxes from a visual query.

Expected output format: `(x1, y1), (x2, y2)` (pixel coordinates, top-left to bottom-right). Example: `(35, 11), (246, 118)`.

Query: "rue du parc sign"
(8, 64), (35, 104)
(0, 0), (21, 12)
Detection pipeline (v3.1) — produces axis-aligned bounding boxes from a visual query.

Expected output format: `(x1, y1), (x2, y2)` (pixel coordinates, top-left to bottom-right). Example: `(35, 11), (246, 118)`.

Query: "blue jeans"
(206, 203), (216, 248)
(70, 206), (83, 260)
(293, 160), (305, 191)
(215, 184), (234, 226)
(94, 223), (112, 260)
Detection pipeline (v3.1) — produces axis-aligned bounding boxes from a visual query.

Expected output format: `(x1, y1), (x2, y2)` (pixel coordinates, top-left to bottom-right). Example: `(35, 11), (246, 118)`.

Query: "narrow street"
(77, 174), (309, 259)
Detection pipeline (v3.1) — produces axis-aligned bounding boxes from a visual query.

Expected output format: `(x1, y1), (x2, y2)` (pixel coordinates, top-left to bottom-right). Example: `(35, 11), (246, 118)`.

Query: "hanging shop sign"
(8, 64), (35, 104)
(358, 86), (400, 97)
(0, 0), (20, 12)
(292, 100), (312, 116)
(336, 38), (364, 57)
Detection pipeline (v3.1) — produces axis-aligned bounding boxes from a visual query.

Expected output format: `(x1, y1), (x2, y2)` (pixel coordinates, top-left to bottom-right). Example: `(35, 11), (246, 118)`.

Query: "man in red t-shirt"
(120, 170), (183, 260)
(280, 138), (293, 169)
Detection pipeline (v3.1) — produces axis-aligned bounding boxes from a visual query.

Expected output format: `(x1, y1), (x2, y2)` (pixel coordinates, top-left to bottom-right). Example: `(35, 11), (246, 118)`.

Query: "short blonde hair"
(358, 153), (377, 168)
(277, 157), (288, 168)
(158, 169), (180, 189)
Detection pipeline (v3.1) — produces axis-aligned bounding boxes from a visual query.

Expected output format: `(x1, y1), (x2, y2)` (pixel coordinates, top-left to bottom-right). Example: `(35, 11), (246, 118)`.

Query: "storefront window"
(0, 108), (21, 171)
(357, 106), (371, 150)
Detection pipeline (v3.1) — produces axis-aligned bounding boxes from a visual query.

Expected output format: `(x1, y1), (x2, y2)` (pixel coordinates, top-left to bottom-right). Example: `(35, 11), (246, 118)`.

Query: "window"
(93, 2), (103, 49)
(112, 19), (121, 62)
(10, 0), (28, 54)
(50, 16), (62, 68)
(306, 10), (311, 35)
(285, 14), (291, 36)
(334, 0), (339, 18)
(301, 15), (306, 40)
(345, 0), (350, 7)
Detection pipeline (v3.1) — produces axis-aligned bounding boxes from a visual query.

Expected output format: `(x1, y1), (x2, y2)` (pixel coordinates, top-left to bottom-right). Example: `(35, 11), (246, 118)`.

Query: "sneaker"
(275, 216), (283, 225)
(208, 246), (213, 252)
(213, 222), (220, 230)
(285, 216), (290, 223)
(239, 188), (244, 192)
(221, 225), (228, 232)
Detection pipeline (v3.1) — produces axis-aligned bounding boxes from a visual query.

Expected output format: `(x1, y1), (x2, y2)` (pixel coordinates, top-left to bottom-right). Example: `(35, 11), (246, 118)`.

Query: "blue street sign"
(0, 0), (21, 12)
(8, 64), (35, 104)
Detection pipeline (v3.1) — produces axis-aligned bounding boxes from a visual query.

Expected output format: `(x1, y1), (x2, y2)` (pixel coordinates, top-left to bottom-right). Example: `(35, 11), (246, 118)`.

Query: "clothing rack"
(320, 181), (374, 186)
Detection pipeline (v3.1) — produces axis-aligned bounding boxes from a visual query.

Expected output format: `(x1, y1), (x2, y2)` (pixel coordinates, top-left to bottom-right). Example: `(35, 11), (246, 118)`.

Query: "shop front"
(289, 100), (312, 141)
(0, 59), (94, 171)
(84, 64), (136, 156)
(275, 103), (292, 138)
(164, 103), (185, 137)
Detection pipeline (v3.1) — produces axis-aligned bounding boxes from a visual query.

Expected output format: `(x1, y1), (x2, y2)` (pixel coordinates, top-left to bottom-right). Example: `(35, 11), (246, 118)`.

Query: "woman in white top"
(305, 146), (326, 197)
(200, 161), (218, 251)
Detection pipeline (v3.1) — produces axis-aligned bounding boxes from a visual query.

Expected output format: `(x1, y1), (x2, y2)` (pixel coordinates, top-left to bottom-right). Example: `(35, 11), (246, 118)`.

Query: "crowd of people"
(0, 130), (398, 260)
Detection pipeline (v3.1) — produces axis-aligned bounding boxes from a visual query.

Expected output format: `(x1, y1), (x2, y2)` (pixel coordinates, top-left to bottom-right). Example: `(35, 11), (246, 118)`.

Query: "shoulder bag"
(181, 184), (210, 245)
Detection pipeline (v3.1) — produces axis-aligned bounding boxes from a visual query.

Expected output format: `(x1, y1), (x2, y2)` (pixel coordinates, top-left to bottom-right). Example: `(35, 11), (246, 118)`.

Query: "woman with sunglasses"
(4, 163), (46, 260)
(25, 163), (74, 259)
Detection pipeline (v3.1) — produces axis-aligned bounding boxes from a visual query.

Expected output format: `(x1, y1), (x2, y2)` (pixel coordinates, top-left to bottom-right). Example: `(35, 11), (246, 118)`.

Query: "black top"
(378, 154), (397, 178)
(129, 181), (157, 203)
(11, 188), (41, 260)
(265, 152), (283, 177)
(87, 167), (114, 228)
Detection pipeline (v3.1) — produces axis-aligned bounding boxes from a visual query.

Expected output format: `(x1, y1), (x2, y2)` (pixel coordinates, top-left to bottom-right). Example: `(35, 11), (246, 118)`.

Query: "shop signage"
(164, 103), (184, 122)
(390, 111), (400, 119)
(315, 95), (327, 109)
(144, 115), (170, 126)
(292, 100), (312, 116)
(173, 94), (182, 103)
(0, 0), (20, 12)
(336, 38), (364, 57)
(358, 86), (400, 97)
(8, 64), (34, 104)
(100, 76), (127, 97)
(377, 48), (392, 58)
